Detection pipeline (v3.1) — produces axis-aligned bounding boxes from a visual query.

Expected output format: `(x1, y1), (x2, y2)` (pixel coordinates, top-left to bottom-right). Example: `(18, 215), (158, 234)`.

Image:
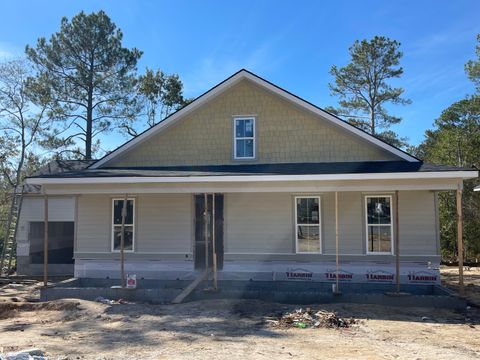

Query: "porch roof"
(25, 161), (477, 185)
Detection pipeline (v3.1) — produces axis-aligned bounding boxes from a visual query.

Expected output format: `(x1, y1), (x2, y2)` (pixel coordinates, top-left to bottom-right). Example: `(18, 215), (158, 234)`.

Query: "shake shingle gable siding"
(27, 161), (475, 179)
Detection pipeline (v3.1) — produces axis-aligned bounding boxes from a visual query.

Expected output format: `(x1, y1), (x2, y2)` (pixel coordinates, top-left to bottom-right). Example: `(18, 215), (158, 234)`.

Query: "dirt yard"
(442, 265), (480, 306)
(0, 268), (478, 360)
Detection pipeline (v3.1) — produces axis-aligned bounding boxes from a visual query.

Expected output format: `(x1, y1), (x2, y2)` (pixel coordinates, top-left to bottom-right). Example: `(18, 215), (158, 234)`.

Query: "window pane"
(297, 225), (320, 252)
(296, 198), (319, 224)
(244, 119), (254, 137)
(368, 225), (391, 253)
(235, 119), (245, 137)
(367, 197), (391, 224)
(113, 200), (134, 225)
(236, 139), (245, 158)
(245, 139), (254, 157)
(113, 225), (134, 251)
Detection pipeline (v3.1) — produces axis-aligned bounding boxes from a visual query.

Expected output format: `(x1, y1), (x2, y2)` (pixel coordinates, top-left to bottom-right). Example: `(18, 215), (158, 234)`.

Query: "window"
(295, 196), (321, 253)
(365, 196), (393, 254)
(234, 117), (255, 159)
(112, 198), (135, 252)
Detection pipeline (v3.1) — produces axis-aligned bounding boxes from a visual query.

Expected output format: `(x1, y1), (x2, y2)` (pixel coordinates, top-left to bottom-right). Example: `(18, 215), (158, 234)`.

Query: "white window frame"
(111, 198), (135, 252)
(365, 195), (393, 255)
(233, 116), (256, 160)
(294, 196), (322, 254)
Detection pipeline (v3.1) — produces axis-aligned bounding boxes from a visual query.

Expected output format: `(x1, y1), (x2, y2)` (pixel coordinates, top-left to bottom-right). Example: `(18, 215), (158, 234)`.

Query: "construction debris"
(267, 308), (356, 329)
(94, 296), (130, 305)
(0, 348), (46, 360)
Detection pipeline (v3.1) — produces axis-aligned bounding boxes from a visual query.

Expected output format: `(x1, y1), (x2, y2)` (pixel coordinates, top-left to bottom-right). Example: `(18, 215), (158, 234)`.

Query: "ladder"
(0, 186), (24, 277)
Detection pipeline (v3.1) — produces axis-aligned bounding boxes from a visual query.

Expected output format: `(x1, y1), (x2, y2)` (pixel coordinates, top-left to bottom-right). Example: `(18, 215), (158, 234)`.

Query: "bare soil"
(0, 269), (478, 360)
(441, 265), (480, 306)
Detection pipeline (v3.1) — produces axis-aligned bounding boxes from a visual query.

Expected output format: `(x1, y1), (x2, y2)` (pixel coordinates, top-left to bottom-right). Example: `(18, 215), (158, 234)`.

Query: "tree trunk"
(370, 107), (375, 135)
(86, 97), (93, 160)
(85, 58), (94, 160)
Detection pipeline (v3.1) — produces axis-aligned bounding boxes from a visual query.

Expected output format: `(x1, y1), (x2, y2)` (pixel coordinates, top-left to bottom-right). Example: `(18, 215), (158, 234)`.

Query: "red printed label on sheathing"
(365, 270), (395, 282)
(286, 268), (313, 280)
(324, 269), (353, 281)
(407, 271), (437, 283)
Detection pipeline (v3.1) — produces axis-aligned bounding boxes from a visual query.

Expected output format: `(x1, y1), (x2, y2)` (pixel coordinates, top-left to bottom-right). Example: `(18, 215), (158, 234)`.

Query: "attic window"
(234, 117), (255, 159)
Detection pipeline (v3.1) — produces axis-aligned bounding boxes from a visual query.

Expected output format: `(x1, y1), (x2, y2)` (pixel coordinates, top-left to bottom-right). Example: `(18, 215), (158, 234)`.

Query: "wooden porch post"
(120, 194), (128, 288)
(204, 193), (209, 279)
(335, 191), (339, 293)
(395, 190), (400, 293)
(456, 183), (464, 295)
(212, 194), (217, 290)
(43, 195), (48, 287)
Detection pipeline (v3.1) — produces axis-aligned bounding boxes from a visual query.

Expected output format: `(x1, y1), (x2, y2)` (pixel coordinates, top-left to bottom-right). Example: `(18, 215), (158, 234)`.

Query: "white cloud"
(183, 43), (282, 95)
(406, 26), (477, 56)
(182, 25), (291, 98)
(0, 42), (22, 60)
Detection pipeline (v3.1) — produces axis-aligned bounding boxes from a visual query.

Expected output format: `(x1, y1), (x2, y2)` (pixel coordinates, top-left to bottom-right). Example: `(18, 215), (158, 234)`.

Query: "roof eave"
(25, 170), (479, 185)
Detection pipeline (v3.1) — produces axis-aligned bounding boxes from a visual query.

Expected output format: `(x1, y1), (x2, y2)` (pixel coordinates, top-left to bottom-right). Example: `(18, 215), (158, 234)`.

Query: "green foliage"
(0, 59), (49, 188)
(121, 68), (187, 136)
(416, 96), (480, 261)
(465, 34), (480, 93)
(328, 36), (410, 147)
(26, 10), (142, 159)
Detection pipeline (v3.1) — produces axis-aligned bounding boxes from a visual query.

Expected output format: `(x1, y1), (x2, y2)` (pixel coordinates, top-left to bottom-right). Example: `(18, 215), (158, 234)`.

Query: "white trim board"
(26, 170), (478, 185)
(89, 69), (419, 168)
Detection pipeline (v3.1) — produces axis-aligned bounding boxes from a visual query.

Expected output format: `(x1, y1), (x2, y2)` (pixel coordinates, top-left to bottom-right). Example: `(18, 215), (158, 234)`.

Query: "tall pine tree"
(328, 36), (411, 148)
(26, 10), (142, 159)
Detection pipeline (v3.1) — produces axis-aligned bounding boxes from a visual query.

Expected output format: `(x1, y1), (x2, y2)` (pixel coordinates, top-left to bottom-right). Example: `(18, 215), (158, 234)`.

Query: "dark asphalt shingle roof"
(25, 160), (97, 192)
(28, 161), (476, 179)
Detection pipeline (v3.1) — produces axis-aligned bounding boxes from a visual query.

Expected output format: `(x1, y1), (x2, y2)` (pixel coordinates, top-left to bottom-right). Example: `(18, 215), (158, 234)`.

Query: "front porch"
(25, 165), (473, 292)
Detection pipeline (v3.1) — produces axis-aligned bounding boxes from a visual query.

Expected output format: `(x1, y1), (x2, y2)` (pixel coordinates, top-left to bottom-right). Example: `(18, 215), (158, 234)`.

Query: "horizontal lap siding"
(398, 191), (437, 255)
(77, 195), (110, 252)
(224, 191), (436, 257)
(20, 196), (75, 221)
(323, 192), (364, 254)
(76, 194), (192, 254)
(74, 190), (438, 258)
(136, 194), (192, 253)
(225, 193), (293, 253)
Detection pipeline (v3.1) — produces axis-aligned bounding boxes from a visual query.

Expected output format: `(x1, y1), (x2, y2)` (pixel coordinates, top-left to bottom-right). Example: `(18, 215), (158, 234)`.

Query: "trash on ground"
(94, 296), (130, 305)
(267, 308), (356, 329)
(1, 348), (46, 360)
(94, 297), (115, 305)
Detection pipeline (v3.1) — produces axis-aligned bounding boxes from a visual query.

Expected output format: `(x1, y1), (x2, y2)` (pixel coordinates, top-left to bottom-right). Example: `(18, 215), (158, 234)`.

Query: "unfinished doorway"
(194, 194), (224, 270)
(29, 221), (74, 265)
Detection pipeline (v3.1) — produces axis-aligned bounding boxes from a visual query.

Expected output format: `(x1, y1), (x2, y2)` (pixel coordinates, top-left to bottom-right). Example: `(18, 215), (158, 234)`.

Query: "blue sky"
(0, 0), (479, 152)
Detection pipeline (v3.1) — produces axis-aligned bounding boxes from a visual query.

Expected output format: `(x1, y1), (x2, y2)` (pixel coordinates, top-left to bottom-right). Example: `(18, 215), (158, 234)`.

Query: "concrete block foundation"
(40, 277), (466, 310)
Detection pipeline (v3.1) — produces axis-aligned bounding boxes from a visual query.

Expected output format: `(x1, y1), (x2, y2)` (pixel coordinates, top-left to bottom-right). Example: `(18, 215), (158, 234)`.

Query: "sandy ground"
(442, 265), (480, 306)
(0, 268), (478, 360)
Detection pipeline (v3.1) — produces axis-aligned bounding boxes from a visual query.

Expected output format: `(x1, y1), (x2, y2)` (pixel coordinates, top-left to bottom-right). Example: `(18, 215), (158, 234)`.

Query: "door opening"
(194, 194), (224, 270)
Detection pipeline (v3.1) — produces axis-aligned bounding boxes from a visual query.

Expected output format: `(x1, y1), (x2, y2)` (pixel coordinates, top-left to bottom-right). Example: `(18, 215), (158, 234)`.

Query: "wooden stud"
(457, 183), (464, 295)
(204, 193), (209, 279)
(43, 195), (48, 287)
(395, 190), (400, 293)
(212, 193), (217, 290)
(120, 194), (127, 288)
(335, 191), (339, 293)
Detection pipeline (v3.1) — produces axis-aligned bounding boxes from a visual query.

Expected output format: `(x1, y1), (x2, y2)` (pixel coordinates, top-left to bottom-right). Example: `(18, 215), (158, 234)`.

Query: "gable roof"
(89, 69), (419, 169)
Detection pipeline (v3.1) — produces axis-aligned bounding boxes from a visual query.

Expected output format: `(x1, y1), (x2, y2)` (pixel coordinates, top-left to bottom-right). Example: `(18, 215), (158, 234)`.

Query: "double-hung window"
(365, 195), (393, 254)
(234, 117), (255, 159)
(112, 198), (135, 252)
(295, 196), (321, 253)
